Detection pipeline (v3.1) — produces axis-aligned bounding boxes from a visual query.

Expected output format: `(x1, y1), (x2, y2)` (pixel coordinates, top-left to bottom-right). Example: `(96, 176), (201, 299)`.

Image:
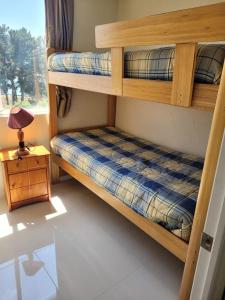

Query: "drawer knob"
(36, 160), (39, 164)
(11, 183), (15, 188)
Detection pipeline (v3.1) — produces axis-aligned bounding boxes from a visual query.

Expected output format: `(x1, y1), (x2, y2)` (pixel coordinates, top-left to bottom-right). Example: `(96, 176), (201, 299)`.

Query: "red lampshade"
(8, 107), (34, 129)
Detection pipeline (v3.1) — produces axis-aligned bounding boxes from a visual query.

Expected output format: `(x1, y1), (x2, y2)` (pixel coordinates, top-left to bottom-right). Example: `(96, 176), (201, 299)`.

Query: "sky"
(0, 0), (45, 37)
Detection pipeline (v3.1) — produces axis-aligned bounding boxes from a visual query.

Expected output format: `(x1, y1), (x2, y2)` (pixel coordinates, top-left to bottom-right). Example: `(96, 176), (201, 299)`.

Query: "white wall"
(116, 0), (225, 157)
(58, 0), (118, 132)
(73, 0), (118, 52)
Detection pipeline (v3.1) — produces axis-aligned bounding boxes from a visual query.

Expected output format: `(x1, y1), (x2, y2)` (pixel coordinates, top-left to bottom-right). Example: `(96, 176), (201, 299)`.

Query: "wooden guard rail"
(110, 43), (199, 108)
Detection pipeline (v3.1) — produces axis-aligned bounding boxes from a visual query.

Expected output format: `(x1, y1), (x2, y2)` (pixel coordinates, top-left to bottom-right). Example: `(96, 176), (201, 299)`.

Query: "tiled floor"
(0, 180), (183, 300)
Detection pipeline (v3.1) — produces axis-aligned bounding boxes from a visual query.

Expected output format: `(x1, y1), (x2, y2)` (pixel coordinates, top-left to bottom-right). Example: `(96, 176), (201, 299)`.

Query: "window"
(0, 0), (47, 115)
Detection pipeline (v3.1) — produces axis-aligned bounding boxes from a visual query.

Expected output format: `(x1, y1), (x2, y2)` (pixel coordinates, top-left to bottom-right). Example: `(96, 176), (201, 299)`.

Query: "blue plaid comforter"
(51, 127), (203, 241)
(48, 45), (225, 84)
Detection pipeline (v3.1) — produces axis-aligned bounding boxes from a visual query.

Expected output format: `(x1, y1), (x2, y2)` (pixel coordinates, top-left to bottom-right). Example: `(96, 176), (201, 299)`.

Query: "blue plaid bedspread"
(48, 45), (225, 84)
(51, 127), (203, 241)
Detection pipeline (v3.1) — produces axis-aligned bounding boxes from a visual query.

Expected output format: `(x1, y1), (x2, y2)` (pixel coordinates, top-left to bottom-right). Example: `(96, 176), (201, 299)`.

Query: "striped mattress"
(48, 45), (225, 84)
(51, 127), (204, 242)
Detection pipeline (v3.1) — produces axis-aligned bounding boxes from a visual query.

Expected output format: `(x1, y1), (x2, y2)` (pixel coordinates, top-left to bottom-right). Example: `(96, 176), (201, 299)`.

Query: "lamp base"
(17, 129), (29, 156)
(17, 148), (30, 156)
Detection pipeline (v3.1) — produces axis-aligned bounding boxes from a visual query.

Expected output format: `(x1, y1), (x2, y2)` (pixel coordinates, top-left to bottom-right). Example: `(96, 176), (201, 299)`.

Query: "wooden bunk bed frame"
(48, 3), (225, 299)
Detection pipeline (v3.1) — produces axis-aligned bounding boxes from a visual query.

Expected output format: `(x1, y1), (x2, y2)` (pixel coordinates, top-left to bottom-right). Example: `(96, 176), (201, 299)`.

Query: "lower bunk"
(51, 127), (204, 262)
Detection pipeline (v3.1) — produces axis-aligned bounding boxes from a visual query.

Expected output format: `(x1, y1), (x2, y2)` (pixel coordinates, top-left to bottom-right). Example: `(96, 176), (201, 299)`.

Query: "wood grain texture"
(27, 156), (47, 170)
(123, 79), (172, 104)
(107, 95), (117, 127)
(96, 2), (225, 48)
(53, 153), (188, 262)
(11, 195), (49, 210)
(48, 72), (118, 95)
(7, 159), (27, 174)
(123, 79), (217, 110)
(59, 125), (107, 135)
(48, 84), (58, 139)
(0, 145), (50, 162)
(9, 172), (29, 189)
(10, 186), (30, 203)
(3, 162), (12, 211)
(171, 43), (197, 107)
(179, 58), (225, 300)
(48, 82), (59, 183)
(112, 47), (124, 94)
(29, 169), (47, 185)
(48, 72), (218, 110)
(192, 84), (218, 110)
(0, 146), (50, 211)
(11, 183), (48, 203)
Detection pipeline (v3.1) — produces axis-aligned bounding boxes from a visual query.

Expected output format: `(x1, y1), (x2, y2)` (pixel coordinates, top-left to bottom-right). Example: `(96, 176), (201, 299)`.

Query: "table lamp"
(8, 107), (34, 156)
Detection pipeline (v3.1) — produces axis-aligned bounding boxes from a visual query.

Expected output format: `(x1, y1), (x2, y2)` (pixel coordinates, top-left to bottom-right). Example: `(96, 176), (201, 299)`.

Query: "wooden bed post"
(47, 48), (60, 183)
(179, 62), (225, 299)
(111, 47), (124, 95)
(48, 83), (60, 183)
(171, 43), (197, 107)
(47, 48), (60, 184)
(107, 95), (117, 127)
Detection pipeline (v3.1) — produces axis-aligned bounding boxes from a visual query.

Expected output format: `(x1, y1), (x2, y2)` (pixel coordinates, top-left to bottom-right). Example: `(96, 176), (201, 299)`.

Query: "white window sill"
(0, 109), (49, 118)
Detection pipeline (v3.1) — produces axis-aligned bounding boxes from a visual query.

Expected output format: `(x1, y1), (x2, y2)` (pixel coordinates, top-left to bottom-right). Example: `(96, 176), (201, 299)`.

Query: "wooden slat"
(48, 72), (218, 110)
(171, 43), (197, 107)
(107, 95), (117, 127)
(179, 60), (225, 299)
(96, 3), (225, 48)
(48, 84), (58, 139)
(123, 79), (172, 104)
(192, 83), (218, 110)
(123, 79), (218, 110)
(3, 162), (12, 211)
(48, 72), (117, 95)
(59, 125), (107, 135)
(53, 154), (188, 262)
(111, 47), (124, 94)
(48, 83), (59, 183)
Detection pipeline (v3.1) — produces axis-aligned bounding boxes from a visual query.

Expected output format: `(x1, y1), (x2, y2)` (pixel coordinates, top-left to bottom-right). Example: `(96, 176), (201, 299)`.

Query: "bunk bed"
(47, 3), (225, 300)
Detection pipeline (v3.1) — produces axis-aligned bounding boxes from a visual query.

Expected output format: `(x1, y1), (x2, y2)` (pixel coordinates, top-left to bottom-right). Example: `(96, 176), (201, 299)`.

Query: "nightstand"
(0, 145), (51, 211)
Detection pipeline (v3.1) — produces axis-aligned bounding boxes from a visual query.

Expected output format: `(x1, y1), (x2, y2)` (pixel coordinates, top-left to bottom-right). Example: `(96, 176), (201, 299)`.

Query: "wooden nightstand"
(0, 145), (51, 211)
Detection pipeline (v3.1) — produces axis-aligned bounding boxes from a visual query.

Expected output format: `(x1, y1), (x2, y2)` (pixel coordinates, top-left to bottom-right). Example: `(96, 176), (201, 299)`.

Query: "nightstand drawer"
(29, 169), (47, 185)
(7, 159), (27, 174)
(30, 183), (48, 199)
(10, 183), (48, 203)
(11, 186), (30, 202)
(9, 172), (29, 189)
(27, 156), (46, 170)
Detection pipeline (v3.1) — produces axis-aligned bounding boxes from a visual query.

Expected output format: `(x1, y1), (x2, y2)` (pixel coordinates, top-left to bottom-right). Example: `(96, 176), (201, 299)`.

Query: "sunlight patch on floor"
(0, 213), (13, 238)
(45, 196), (67, 220)
(17, 223), (27, 232)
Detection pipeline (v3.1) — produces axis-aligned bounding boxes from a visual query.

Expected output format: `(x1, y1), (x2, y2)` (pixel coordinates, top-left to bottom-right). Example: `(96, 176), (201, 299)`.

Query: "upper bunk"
(47, 2), (225, 111)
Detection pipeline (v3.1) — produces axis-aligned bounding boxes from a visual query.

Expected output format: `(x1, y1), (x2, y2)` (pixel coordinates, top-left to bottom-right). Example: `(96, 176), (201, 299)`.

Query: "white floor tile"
(0, 180), (183, 300)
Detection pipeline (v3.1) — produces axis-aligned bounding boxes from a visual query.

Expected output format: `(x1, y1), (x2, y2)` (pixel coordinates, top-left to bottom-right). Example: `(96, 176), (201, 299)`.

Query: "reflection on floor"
(0, 179), (183, 300)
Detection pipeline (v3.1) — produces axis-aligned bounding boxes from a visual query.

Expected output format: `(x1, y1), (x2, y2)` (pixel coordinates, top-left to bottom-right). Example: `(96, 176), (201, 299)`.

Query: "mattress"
(51, 127), (203, 242)
(48, 45), (225, 84)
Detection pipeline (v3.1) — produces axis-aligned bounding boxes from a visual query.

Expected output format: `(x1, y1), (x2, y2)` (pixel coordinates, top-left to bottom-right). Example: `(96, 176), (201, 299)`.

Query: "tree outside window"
(0, 0), (47, 115)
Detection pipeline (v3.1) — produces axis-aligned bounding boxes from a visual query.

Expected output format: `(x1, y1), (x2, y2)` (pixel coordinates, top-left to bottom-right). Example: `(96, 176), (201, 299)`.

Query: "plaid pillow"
(125, 45), (225, 84)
